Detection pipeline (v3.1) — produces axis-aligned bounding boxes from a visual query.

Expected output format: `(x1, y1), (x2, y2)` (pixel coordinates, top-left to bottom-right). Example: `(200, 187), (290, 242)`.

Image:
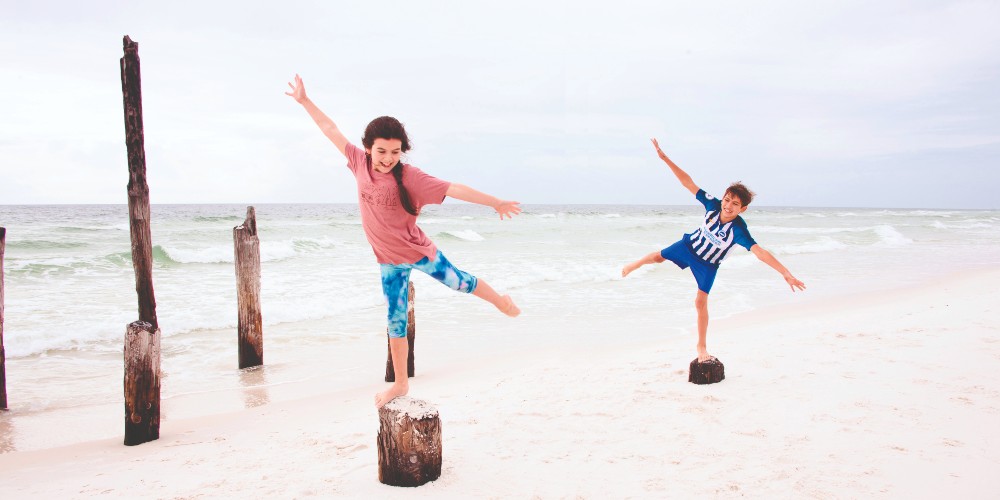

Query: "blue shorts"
(661, 240), (719, 294)
(379, 250), (478, 338)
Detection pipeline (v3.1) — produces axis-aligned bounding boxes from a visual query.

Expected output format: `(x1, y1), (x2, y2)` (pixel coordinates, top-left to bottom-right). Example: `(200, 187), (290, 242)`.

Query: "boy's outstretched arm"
(286, 74), (349, 157)
(446, 184), (521, 220)
(750, 245), (806, 292)
(651, 138), (700, 196)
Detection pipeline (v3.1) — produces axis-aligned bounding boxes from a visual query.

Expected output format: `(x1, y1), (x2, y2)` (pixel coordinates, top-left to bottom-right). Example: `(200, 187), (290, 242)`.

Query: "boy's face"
(720, 192), (748, 221)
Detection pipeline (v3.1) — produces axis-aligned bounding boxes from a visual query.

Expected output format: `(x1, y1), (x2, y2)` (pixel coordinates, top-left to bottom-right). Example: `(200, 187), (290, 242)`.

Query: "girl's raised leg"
(472, 279), (520, 317)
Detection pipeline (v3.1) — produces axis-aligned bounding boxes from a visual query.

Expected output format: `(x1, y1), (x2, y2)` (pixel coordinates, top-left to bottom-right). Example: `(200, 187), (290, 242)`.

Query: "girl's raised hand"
(494, 200), (522, 220)
(285, 74), (307, 103)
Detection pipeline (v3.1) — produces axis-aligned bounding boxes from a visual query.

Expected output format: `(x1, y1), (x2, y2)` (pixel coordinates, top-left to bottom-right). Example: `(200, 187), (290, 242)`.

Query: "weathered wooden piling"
(124, 320), (160, 445)
(689, 357), (725, 385)
(1, 227), (7, 410)
(120, 35), (158, 331)
(385, 281), (415, 382)
(234, 206), (263, 369)
(120, 35), (160, 444)
(377, 397), (442, 487)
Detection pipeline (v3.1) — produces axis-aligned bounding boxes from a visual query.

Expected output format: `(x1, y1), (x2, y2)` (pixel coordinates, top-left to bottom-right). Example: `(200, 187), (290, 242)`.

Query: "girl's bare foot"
(499, 295), (521, 317)
(375, 381), (408, 408)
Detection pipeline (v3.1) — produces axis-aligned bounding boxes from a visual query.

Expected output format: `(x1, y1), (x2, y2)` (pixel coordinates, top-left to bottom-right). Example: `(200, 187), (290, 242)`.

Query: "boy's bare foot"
(375, 382), (408, 408)
(621, 262), (640, 278)
(697, 347), (716, 363)
(499, 295), (521, 317)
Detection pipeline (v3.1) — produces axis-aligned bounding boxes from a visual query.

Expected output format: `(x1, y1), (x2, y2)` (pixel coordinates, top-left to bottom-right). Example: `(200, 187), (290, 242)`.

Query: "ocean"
(1, 203), (999, 450)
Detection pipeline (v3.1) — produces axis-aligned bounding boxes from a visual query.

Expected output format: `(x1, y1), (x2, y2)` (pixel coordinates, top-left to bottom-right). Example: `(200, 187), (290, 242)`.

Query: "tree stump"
(689, 357), (725, 384)
(377, 397), (442, 487)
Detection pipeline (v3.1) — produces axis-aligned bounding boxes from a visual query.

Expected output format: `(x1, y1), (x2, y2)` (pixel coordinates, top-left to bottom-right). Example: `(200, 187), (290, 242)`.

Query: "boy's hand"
(651, 138), (669, 162)
(285, 74), (307, 103)
(494, 200), (522, 220)
(784, 274), (806, 292)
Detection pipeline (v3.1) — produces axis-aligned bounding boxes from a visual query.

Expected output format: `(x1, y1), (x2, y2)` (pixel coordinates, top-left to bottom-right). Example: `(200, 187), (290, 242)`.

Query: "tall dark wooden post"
(234, 206), (263, 369)
(385, 281), (416, 382)
(120, 35), (160, 445)
(1, 227), (8, 410)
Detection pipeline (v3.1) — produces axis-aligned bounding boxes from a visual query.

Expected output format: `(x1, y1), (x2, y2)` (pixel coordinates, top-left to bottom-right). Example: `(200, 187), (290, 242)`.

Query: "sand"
(2, 268), (999, 498)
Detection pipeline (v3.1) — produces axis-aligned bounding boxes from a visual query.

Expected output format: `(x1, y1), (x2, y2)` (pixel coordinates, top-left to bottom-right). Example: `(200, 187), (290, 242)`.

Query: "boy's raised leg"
(375, 337), (409, 408)
(622, 251), (666, 278)
(472, 279), (520, 317)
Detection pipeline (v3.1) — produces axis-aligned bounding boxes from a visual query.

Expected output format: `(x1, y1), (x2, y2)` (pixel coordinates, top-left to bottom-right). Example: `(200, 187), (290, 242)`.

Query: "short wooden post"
(234, 206), (263, 369)
(385, 281), (415, 382)
(121, 35), (160, 444)
(124, 320), (160, 445)
(689, 357), (725, 385)
(0, 227), (7, 410)
(377, 397), (442, 487)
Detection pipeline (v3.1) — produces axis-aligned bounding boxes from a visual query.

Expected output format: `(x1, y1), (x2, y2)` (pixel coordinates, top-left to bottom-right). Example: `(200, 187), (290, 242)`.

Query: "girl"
(286, 74), (521, 408)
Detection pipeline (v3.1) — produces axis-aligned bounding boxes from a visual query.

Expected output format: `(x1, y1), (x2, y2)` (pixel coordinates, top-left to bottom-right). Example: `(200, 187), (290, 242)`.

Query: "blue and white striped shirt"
(684, 190), (757, 266)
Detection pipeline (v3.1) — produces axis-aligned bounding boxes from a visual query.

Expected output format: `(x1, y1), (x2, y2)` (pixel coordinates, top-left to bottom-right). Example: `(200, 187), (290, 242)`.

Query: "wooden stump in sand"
(377, 397), (441, 487)
(124, 320), (160, 445)
(689, 357), (725, 384)
(233, 206), (263, 369)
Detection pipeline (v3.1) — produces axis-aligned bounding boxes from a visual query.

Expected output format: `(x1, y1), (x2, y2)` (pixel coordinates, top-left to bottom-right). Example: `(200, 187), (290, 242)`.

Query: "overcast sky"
(2, 0), (999, 208)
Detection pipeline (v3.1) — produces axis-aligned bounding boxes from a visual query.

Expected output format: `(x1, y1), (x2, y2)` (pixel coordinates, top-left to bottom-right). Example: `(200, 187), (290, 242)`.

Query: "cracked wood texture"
(124, 321), (160, 445)
(234, 206), (263, 368)
(377, 397), (442, 487)
(121, 35), (160, 445)
(689, 357), (726, 385)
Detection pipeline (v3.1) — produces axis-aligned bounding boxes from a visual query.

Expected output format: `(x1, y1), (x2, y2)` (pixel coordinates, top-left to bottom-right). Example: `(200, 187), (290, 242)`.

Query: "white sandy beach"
(2, 268), (999, 498)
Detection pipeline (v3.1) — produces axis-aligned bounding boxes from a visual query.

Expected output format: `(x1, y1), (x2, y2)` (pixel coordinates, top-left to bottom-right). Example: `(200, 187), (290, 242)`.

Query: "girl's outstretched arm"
(651, 138), (700, 196)
(750, 245), (806, 292)
(286, 74), (349, 157)
(446, 184), (521, 220)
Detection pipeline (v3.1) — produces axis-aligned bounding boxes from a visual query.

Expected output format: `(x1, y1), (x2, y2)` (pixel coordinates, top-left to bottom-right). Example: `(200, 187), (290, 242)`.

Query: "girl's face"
(367, 138), (403, 173)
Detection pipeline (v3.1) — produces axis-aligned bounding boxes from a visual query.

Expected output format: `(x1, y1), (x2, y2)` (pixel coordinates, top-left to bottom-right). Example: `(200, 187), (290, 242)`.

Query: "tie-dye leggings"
(379, 250), (478, 338)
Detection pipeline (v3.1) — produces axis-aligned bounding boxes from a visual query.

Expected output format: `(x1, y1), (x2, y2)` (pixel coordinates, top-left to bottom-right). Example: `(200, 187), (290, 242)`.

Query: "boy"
(622, 138), (806, 362)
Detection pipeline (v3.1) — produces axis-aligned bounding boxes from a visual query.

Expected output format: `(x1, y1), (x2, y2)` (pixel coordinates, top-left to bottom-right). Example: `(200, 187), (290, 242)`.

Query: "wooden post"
(689, 357), (725, 385)
(121, 35), (160, 444)
(385, 281), (415, 382)
(124, 321), (160, 445)
(234, 206), (263, 369)
(377, 397), (442, 487)
(120, 35), (158, 331)
(0, 227), (7, 410)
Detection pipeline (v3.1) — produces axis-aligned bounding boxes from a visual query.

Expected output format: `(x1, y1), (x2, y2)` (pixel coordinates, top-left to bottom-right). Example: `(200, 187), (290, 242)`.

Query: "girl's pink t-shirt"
(344, 142), (451, 264)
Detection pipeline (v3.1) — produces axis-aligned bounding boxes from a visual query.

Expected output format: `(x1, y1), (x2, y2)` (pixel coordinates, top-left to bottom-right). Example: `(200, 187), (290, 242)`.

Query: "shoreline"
(2, 266), (999, 496)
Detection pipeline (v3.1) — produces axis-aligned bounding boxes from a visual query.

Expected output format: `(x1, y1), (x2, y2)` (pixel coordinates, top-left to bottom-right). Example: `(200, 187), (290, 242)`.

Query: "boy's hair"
(362, 116), (418, 216)
(725, 182), (755, 206)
